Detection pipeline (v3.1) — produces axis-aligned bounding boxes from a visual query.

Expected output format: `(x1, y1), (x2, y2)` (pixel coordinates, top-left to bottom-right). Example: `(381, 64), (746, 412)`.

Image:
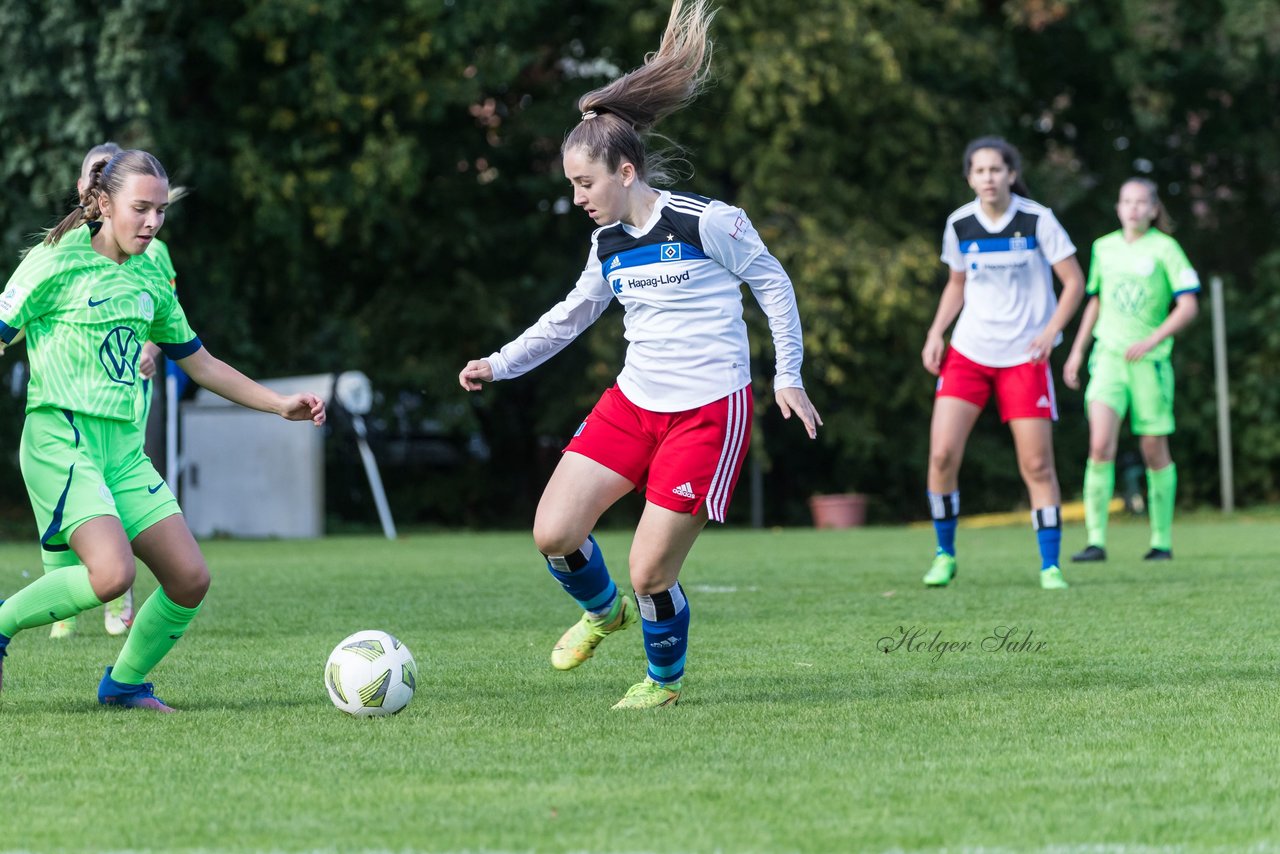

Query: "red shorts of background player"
(564, 384), (753, 522)
(936, 347), (1058, 422)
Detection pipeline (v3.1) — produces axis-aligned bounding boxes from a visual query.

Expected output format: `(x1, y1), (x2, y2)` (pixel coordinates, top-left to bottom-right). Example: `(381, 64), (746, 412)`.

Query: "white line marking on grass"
(687, 584), (759, 593)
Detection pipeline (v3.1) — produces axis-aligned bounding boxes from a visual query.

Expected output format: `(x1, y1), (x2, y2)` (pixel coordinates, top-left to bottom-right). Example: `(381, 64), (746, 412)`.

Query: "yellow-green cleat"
(551, 591), (637, 671)
(49, 617), (78, 639)
(923, 551), (957, 587)
(611, 677), (681, 710)
(1040, 565), (1069, 590)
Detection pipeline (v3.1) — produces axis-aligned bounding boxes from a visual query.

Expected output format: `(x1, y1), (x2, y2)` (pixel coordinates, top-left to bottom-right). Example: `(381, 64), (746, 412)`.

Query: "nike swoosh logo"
(147, 483), (165, 494)
(169, 634), (183, 640)
(87, 296), (113, 307)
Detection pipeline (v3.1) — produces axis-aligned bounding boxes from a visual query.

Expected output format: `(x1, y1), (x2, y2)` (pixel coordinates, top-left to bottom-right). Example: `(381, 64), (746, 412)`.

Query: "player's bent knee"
(165, 561), (211, 606)
(1088, 444), (1117, 462)
(1019, 457), (1055, 484)
(629, 563), (678, 596)
(189, 563), (211, 599)
(87, 560), (136, 601)
(532, 524), (587, 558)
(929, 447), (961, 476)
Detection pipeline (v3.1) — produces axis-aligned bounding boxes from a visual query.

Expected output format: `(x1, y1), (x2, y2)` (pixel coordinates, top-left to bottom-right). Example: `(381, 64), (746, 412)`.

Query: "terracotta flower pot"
(808, 493), (868, 529)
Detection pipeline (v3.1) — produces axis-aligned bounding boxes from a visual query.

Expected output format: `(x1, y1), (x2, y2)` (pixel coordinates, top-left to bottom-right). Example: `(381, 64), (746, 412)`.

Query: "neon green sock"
(1147, 463), (1177, 550)
(110, 588), (202, 685)
(0, 565), (102, 638)
(1083, 459), (1115, 548)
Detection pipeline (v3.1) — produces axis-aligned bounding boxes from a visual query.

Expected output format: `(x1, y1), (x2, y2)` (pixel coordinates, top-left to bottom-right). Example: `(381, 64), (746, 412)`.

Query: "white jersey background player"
(458, 0), (820, 711)
(919, 136), (1084, 592)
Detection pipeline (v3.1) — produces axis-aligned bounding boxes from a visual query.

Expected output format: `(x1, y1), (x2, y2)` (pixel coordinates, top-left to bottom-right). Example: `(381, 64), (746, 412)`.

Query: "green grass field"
(1, 511), (1277, 853)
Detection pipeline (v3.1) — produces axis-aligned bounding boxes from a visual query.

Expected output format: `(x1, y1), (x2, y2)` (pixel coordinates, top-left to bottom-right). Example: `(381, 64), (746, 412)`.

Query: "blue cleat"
(98, 666), (177, 713)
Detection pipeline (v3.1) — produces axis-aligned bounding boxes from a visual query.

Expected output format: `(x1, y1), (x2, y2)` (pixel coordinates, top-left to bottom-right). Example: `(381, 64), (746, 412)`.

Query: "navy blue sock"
(544, 535), (617, 615)
(928, 491), (960, 556)
(1032, 506), (1062, 570)
(636, 583), (689, 686)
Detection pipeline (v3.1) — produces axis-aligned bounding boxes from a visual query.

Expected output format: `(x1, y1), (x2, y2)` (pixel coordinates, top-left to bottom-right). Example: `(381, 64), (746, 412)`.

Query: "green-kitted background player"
(1064, 177), (1200, 561)
(0, 149), (326, 710)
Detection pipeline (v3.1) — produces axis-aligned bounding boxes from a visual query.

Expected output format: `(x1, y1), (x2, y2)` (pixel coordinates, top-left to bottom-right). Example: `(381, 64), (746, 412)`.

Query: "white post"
(351, 413), (397, 540)
(1210, 275), (1234, 513)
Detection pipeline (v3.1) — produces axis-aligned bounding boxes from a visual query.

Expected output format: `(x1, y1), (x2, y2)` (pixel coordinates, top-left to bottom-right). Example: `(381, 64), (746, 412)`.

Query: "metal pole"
(1210, 275), (1234, 513)
(351, 413), (397, 540)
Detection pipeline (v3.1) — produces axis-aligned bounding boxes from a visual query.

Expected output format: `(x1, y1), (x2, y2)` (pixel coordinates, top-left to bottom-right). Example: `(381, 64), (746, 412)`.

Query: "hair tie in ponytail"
(581, 110), (598, 120)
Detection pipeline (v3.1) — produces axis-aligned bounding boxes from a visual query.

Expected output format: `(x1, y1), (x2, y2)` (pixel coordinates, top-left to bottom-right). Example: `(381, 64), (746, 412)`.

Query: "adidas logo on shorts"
(1036, 395), (1051, 409)
(672, 482), (696, 499)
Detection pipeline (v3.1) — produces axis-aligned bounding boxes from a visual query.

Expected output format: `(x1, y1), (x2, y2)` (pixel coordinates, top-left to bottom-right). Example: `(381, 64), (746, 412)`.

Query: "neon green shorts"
(19, 406), (180, 569)
(1084, 346), (1175, 436)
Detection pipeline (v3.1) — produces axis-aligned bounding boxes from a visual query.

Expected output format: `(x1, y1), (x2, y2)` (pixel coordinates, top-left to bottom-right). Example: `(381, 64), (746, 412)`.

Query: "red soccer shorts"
(564, 384), (753, 522)
(935, 348), (1058, 422)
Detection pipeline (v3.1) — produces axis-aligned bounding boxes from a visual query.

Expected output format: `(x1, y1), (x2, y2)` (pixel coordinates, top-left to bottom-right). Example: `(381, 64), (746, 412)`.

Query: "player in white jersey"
(458, 0), (820, 710)
(920, 137), (1085, 590)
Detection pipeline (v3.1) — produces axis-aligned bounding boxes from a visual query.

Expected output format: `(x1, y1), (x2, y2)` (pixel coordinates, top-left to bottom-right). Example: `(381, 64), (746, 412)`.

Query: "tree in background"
(0, 0), (1276, 531)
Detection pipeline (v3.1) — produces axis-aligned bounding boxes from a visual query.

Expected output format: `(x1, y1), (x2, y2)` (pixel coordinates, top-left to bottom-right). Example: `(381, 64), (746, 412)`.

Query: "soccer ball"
(324, 630), (417, 717)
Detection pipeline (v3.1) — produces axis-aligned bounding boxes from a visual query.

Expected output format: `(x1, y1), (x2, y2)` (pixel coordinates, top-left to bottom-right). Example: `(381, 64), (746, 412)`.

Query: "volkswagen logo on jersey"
(99, 326), (141, 385)
(1115, 278), (1149, 315)
(138, 291), (155, 321)
(660, 242), (682, 261)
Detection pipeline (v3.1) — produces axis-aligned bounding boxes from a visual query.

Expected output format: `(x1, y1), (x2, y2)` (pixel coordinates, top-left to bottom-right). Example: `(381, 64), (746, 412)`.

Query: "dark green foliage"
(0, 0), (1275, 529)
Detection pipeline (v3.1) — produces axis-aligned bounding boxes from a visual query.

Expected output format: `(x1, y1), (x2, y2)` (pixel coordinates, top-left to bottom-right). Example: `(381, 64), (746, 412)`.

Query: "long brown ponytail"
(562, 0), (715, 185)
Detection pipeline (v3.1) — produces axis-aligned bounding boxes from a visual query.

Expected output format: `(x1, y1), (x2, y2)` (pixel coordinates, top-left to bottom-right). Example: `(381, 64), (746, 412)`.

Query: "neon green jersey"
(0, 225), (201, 421)
(144, 237), (177, 289)
(1086, 229), (1200, 361)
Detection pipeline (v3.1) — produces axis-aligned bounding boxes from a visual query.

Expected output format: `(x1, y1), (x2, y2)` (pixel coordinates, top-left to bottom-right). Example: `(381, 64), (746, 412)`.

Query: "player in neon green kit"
(47, 142), (178, 640)
(1064, 178), (1199, 561)
(0, 150), (326, 710)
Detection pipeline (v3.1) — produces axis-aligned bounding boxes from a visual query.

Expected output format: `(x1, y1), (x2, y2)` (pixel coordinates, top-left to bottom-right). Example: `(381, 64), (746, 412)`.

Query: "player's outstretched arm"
(458, 359), (494, 392)
(176, 347), (326, 426)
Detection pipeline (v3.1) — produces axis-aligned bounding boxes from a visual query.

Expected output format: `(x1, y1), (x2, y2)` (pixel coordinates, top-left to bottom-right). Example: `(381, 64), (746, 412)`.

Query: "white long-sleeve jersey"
(486, 191), (805, 412)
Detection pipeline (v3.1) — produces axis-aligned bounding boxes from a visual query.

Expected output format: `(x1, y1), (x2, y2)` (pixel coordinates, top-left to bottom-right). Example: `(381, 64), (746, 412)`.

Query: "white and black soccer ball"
(324, 630), (417, 717)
